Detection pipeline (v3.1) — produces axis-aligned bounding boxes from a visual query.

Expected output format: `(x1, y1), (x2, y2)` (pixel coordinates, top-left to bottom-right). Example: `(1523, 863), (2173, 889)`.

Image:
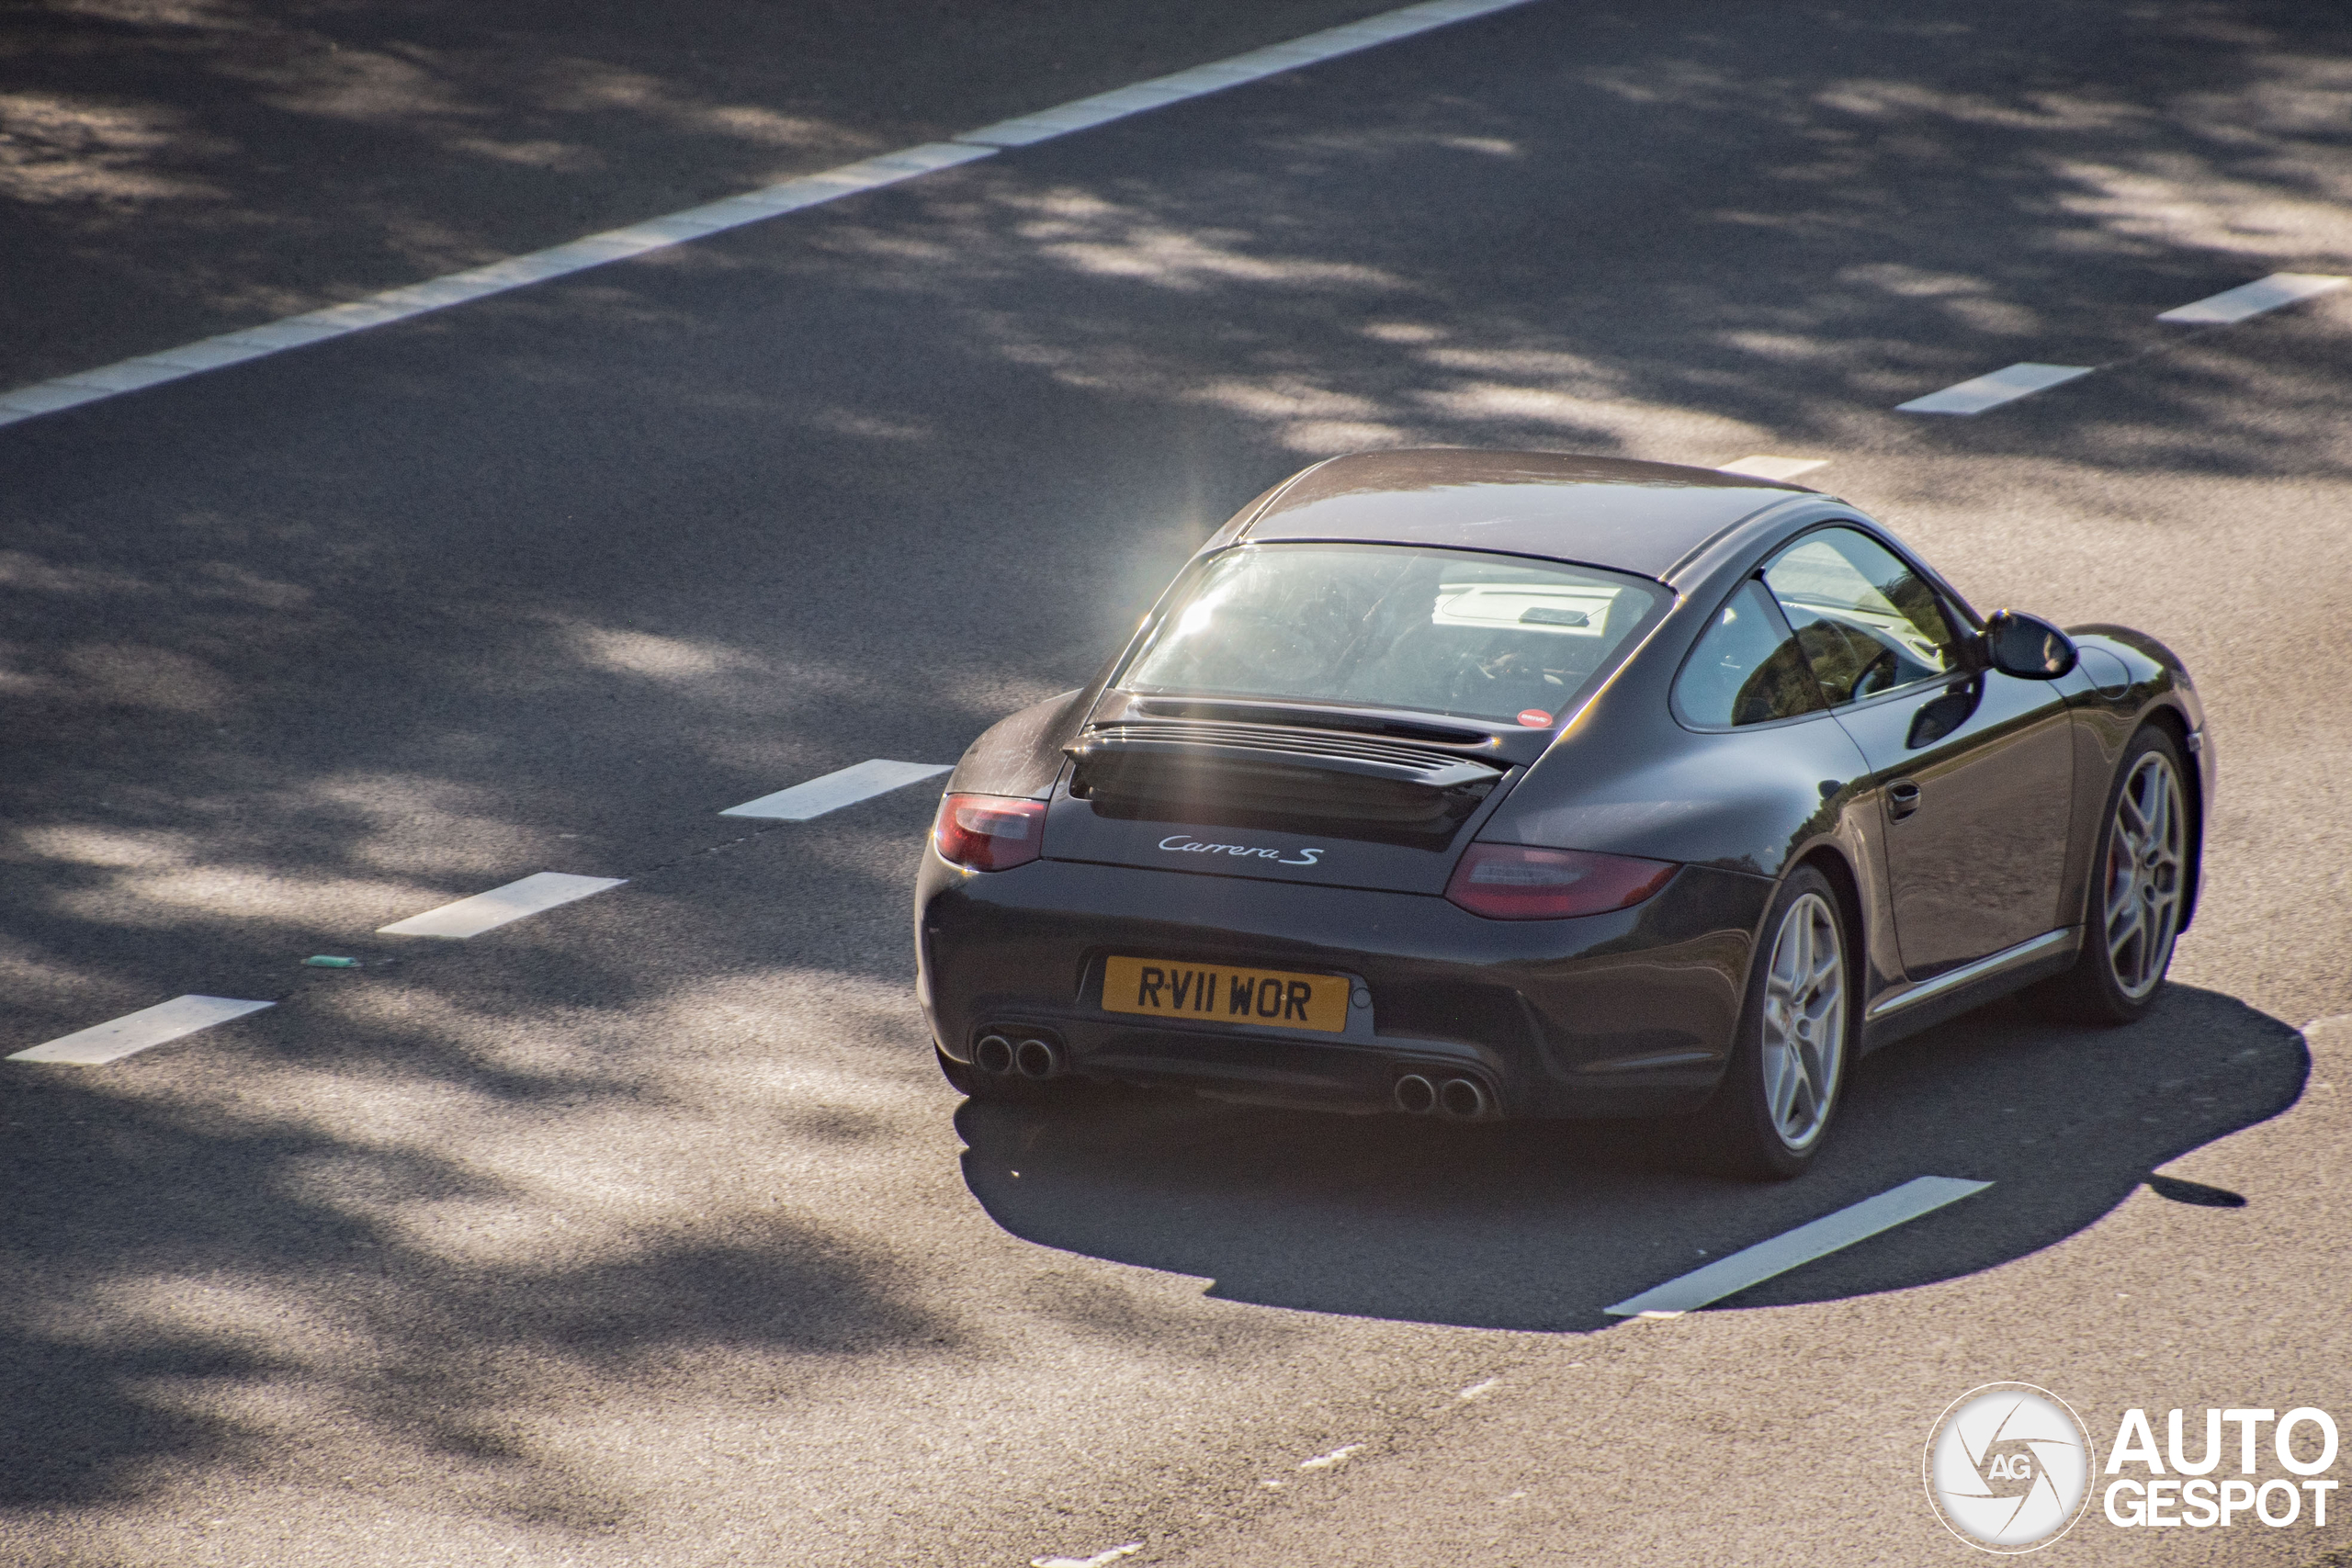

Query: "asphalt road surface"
(6, 2), (2351, 1565)
(0, 0), (1398, 389)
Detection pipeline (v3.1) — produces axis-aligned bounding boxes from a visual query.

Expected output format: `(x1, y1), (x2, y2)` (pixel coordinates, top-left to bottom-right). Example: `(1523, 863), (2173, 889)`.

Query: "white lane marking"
(1716, 455), (1828, 482)
(1602, 1175), (1991, 1316)
(1894, 363), (2093, 415)
(1031, 1545), (1143, 1568)
(2157, 271), (2347, 325)
(0, 0), (1536, 433)
(376, 871), (626, 938)
(1298, 1443), (1365, 1470)
(956, 0), (1533, 147)
(9, 996), (274, 1066)
(719, 759), (952, 820)
(0, 144), (992, 429)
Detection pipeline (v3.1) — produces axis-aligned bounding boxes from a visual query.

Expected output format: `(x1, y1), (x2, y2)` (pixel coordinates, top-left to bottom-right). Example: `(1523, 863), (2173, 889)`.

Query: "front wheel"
(1701, 864), (1853, 1180)
(2030, 726), (2189, 1025)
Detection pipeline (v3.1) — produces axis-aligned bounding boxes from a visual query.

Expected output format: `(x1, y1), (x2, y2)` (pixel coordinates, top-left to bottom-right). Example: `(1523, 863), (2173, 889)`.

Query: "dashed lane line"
(1895, 363), (2096, 417)
(8, 995), (274, 1066)
(1298, 1443), (1367, 1470)
(720, 760), (953, 820)
(1716, 455), (1828, 482)
(1895, 272), (2347, 416)
(0, 0), (1535, 433)
(377, 871), (626, 939)
(1603, 1175), (1991, 1317)
(1030, 1546), (1144, 1568)
(13, 758), (942, 1066)
(2158, 272), (2347, 325)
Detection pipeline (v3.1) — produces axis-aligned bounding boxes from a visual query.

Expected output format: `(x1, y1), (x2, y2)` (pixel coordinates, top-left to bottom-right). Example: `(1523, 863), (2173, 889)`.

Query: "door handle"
(1887, 780), (1922, 820)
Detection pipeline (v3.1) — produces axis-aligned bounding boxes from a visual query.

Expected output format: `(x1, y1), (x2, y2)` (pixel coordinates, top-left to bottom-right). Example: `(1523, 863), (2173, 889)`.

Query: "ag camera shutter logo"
(1924, 1383), (2096, 1552)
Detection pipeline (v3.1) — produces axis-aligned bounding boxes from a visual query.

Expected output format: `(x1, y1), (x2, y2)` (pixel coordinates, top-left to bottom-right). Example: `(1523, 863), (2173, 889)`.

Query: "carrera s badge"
(1158, 834), (1324, 866)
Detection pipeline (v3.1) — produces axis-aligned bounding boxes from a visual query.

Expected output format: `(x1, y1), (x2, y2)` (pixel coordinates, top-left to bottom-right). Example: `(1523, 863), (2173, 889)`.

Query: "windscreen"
(1121, 543), (1669, 726)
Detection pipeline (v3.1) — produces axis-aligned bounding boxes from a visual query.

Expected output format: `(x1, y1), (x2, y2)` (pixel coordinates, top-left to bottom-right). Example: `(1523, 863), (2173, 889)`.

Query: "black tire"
(1700, 864), (1856, 1180)
(2030, 726), (2190, 1026)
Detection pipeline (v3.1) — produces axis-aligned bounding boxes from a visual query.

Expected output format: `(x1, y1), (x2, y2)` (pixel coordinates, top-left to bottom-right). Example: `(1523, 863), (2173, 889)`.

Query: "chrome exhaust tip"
(1013, 1037), (1063, 1080)
(1438, 1077), (1489, 1120)
(973, 1033), (1016, 1076)
(1393, 1074), (1437, 1115)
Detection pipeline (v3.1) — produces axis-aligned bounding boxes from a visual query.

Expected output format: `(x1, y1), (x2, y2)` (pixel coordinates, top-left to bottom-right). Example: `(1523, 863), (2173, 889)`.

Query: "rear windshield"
(1120, 543), (1670, 726)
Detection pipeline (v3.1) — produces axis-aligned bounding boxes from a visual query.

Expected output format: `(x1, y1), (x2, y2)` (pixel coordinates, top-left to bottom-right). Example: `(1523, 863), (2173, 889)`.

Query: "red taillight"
(932, 793), (1046, 871)
(1443, 843), (1675, 920)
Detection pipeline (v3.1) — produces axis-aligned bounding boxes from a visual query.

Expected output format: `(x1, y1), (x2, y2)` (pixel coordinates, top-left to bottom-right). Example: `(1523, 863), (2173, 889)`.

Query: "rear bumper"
(915, 851), (1773, 1119)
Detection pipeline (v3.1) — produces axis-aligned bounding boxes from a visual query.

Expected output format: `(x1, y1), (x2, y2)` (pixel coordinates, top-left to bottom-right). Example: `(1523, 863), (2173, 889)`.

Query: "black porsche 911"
(914, 450), (2210, 1177)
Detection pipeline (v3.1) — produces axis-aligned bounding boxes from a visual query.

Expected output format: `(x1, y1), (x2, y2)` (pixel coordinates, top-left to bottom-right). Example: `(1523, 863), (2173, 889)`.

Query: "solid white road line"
(720, 759), (952, 820)
(956, 0), (1533, 147)
(0, 145), (992, 430)
(1716, 455), (1828, 482)
(1602, 1175), (1991, 1316)
(377, 871), (626, 939)
(0, 0), (1538, 432)
(2156, 272), (2347, 325)
(8, 996), (275, 1066)
(1895, 363), (2094, 416)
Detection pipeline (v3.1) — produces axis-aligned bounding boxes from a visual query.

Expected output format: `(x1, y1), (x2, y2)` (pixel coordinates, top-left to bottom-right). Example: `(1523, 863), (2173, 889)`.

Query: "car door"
(1760, 527), (2075, 978)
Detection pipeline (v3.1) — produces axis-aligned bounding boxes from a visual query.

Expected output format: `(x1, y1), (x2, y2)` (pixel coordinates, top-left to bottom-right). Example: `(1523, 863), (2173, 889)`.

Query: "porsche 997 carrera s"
(914, 450), (2210, 1178)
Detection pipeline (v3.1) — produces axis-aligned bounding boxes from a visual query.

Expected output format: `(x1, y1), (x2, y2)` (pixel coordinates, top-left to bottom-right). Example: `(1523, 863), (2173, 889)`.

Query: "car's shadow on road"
(956, 983), (2304, 1333)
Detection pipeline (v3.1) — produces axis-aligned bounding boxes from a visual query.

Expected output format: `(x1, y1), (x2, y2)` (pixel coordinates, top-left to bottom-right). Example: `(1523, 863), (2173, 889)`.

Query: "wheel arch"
(1788, 841), (1871, 1034)
(1708, 842), (1864, 1177)
(2135, 702), (2204, 930)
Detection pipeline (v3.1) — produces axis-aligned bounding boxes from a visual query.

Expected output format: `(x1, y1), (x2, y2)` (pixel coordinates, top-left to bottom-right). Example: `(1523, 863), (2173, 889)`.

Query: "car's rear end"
(918, 835), (1770, 1119)
(916, 513), (1779, 1121)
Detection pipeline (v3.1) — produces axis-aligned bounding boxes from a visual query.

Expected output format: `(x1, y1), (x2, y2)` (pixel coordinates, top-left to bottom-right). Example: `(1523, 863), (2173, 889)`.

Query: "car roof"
(1237, 449), (1815, 581)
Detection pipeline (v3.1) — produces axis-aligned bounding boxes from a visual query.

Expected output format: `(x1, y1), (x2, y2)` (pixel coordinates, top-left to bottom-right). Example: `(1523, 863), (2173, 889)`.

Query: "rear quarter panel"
(943, 686), (1091, 800)
(1476, 637), (1905, 1009)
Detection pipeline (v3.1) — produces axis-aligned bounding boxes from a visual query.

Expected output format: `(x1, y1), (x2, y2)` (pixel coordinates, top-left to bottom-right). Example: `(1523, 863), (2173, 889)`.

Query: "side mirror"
(1982, 610), (2078, 680)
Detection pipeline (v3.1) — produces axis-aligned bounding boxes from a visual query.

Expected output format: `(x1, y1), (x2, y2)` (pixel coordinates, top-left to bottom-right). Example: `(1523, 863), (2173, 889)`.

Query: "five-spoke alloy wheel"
(2102, 747), (2187, 1001)
(2035, 726), (2193, 1024)
(1759, 890), (1847, 1153)
(1707, 863), (1852, 1179)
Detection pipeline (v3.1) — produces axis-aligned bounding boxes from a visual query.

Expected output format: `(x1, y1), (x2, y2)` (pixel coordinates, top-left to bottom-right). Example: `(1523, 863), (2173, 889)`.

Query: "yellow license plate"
(1101, 955), (1351, 1033)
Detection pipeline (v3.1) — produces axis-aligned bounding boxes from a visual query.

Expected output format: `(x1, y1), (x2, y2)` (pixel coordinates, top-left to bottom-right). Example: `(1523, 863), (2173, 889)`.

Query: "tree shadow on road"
(0, 1035), (947, 1525)
(7, 0), (2351, 1049)
(0, 0), (1401, 389)
(3, 0), (2348, 1549)
(956, 983), (2305, 1332)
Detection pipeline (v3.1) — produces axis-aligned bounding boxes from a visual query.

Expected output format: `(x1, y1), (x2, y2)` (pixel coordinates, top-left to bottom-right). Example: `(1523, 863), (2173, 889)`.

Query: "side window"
(1673, 579), (1829, 728)
(1761, 528), (1962, 705)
